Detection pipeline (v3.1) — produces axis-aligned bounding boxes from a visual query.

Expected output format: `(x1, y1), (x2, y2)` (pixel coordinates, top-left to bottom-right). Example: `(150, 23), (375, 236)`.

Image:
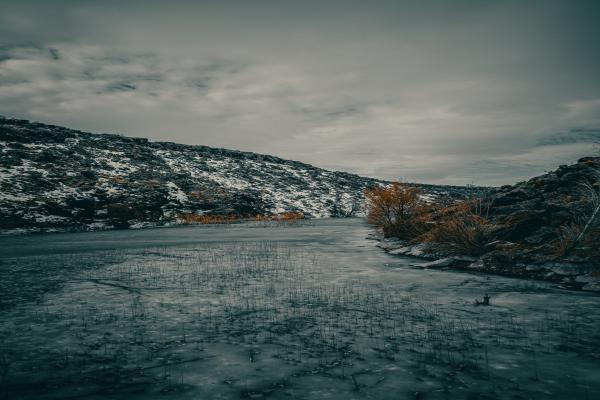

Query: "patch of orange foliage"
(178, 212), (305, 225)
(178, 214), (239, 224)
(254, 212), (305, 223)
(366, 183), (497, 255)
(365, 183), (431, 238)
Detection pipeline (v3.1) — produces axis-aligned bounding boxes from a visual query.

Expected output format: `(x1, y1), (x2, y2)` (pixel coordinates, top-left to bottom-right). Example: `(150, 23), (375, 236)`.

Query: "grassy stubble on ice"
(0, 219), (599, 399)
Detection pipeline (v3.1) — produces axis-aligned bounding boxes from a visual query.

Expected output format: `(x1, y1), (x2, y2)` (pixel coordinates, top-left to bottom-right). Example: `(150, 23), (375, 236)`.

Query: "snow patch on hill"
(0, 117), (479, 233)
(0, 118), (383, 232)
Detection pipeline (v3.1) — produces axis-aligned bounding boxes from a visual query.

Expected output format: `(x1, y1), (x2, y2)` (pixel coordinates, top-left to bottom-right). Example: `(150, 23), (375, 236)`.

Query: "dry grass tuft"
(178, 214), (239, 224)
(550, 223), (582, 258)
(419, 199), (497, 256)
(178, 212), (305, 225)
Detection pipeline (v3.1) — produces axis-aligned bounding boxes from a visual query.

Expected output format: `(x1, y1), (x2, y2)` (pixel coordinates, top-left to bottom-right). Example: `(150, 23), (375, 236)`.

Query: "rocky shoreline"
(365, 156), (600, 292)
(372, 234), (600, 292)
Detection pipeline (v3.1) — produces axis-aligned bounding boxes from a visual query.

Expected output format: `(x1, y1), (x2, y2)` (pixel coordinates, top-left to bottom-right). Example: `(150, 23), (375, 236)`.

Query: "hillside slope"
(378, 157), (600, 290)
(0, 118), (469, 233)
(1, 118), (483, 233)
(0, 118), (374, 232)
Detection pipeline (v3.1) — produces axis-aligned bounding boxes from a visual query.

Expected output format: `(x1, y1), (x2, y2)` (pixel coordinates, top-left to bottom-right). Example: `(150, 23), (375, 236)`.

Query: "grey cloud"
(1, 1), (599, 185)
(538, 129), (600, 146)
(105, 82), (137, 92)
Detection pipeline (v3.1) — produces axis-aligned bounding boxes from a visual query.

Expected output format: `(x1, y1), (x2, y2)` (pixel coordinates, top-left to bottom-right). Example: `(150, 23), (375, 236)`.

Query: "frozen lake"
(1, 218), (599, 399)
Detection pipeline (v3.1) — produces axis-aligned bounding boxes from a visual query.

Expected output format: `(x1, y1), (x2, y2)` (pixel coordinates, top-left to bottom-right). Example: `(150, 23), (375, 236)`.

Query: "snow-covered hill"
(0, 118), (475, 233)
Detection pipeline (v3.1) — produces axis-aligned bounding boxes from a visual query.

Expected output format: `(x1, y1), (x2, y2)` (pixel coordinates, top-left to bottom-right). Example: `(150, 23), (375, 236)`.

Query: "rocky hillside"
(378, 157), (600, 291)
(489, 157), (600, 257)
(0, 118), (476, 233)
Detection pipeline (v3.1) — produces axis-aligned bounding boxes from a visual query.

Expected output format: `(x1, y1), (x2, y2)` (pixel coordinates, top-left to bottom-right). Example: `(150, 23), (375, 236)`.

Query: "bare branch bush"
(552, 223), (583, 258)
(553, 167), (600, 258)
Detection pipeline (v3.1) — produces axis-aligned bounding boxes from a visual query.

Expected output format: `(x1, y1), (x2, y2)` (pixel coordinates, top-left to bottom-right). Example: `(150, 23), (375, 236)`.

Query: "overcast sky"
(1, 0), (599, 185)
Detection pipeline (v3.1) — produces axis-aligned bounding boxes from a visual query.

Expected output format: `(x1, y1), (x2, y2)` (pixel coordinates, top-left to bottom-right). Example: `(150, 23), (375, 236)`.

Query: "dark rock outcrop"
(380, 157), (600, 291)
(489, 157), (600, 260)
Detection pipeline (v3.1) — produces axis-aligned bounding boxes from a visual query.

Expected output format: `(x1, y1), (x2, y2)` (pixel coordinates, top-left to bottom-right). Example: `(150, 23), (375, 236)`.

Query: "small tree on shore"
(365, 183), (430, 238)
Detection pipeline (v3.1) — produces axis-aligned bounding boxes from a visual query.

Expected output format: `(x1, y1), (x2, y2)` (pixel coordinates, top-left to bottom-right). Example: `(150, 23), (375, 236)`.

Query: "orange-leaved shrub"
(365, 183), (432, 239)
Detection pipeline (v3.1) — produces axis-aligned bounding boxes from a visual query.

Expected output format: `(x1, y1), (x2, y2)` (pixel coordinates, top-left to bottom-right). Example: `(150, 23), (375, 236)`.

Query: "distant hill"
(0, 117), (476, 233)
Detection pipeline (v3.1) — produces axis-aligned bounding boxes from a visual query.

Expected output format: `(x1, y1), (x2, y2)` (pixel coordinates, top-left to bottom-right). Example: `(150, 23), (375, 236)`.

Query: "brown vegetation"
(420, 199), (497, 256)
(366, 183), (496, 255)
(550, 168), (600, 258)
(551, 223), (582, 258)
(178, 212), (305, 225)
(178, 213), (239, 224)
(364, 183), (432, 239)
(254, 212), (305, 222)
(367, 170), (599, 262)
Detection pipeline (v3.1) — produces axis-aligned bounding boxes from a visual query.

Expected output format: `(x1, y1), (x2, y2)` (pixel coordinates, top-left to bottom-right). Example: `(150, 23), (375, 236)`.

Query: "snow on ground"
(1, 118), (388, 231)
(156, 149), (361, 216)
(0, 192), (34, 202)
(42, 183), (93, 205)
(166, 181), (188, 202)
(31, 214), (70, 223)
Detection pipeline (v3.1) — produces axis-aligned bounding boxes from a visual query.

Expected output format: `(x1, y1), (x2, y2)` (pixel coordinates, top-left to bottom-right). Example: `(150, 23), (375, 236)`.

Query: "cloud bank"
(1, 1), (599, 185)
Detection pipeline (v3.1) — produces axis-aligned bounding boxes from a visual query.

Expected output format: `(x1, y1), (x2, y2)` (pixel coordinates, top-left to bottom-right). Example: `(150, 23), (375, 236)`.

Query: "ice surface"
(0, 219), (598, 399)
